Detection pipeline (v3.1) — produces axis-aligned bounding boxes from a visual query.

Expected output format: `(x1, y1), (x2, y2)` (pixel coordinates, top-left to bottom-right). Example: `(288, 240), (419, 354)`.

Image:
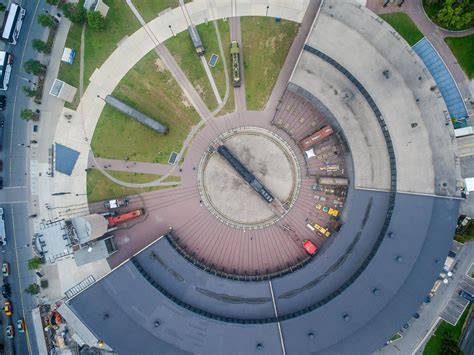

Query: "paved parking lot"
(440, 274), (474, 325)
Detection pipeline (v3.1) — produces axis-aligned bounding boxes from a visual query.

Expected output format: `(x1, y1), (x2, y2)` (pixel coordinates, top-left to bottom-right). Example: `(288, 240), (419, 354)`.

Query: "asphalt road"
(0, 0), (51, 353)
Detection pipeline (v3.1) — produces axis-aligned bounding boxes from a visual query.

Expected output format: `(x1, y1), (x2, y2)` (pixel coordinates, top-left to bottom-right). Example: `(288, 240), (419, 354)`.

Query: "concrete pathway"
(79, 24), (85, 98)
(89, 156), (183, 176)
(213, 20), (231, 115)
(178, 0), (222, 105)
(366, 0), (473, 99)
(200, 55), (222, 105)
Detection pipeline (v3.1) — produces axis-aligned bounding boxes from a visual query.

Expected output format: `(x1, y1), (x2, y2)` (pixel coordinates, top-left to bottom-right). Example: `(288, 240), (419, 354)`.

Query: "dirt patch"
(195, 84), (204, 95)
(181, 93), (191, 108)
(154, 57), (167, 72)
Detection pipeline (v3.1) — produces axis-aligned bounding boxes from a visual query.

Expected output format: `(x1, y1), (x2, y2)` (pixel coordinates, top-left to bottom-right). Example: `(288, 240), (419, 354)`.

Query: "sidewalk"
(88, 156), (183, 177)
(366, 0), (473, 98)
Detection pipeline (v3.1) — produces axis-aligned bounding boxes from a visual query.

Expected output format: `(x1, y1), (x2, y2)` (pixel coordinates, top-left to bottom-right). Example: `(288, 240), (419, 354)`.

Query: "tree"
(87, 11), (106, 31)
(27, 256), (44, 269)
(46, 0), (59, 5)
(25, 283), (40, 295)
(32, 39), (50, 53)
(37, 14), (56, 28)
(0, 4), (6, 12)
(437, 0), (474, 30)
(441, 333), (462, 355)
(63, 2), (86, 24)
(23, 59), (45, 76)
(23, 86), (37, 98)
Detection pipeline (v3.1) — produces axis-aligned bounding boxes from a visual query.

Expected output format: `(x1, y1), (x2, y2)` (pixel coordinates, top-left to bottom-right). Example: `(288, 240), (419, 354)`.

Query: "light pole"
(266, 5), (269, 16)
(169, 25), (175, 37)
(17, 75), (37, 86)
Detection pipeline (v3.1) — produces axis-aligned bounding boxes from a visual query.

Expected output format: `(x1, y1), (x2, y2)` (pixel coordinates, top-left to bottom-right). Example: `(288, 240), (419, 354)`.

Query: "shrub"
(25, 283), (40, 295)
(87, 11), (106, 31)
(32, 39), (50, 53)
(23, 86), (37, 97)
(37, 14), (56, 28)
(27, 256), (44, 269)
(40, 279), (49, 289)
(23, 60), (45, 76)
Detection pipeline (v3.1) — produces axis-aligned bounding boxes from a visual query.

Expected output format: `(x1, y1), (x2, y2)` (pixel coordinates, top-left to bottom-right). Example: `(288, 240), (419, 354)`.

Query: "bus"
(0, 49), (13, 90)
(1, 3), (26, 45)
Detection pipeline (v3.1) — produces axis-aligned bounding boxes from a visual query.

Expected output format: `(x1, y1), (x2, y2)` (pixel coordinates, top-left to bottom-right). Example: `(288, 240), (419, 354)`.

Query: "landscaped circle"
(198, 127), (301, 229)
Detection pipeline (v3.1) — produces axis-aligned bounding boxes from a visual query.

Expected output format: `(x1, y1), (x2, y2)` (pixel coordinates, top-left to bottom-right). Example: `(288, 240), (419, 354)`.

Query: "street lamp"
(169, 25), (175, 37)
(266, 5), (269, 16)
(17, 75), (37, 86)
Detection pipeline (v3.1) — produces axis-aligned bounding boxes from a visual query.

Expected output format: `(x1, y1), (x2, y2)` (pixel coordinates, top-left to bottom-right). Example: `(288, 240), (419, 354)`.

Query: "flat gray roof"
(67, 192), (459, 354)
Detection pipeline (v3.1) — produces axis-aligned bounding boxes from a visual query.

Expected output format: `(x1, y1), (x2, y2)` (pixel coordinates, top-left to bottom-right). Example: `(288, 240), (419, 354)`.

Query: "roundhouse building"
(63, 1), (461, 354)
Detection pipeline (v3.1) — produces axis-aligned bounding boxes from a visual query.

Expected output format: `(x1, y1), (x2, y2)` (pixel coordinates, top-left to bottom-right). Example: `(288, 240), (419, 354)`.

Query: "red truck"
(299, 125), (334, 150)
(107, 208), (145, 227)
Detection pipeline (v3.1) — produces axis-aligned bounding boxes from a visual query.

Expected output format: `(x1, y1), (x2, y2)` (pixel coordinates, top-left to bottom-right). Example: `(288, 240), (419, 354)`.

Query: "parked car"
(2, 282), (10, 298)
(104, 197), (129, 209)
(459, 290), (474, 302)
(3, 300), (12, 316)
(2, 262), (9, 276)
(0, 177), (3, 189)
(5, 324), (13, 338)
(0, 95), (6, 111)
(17, 318), (25, 333)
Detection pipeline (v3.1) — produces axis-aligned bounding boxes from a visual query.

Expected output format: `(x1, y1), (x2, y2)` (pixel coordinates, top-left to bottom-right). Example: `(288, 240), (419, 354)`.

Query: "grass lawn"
(166, 24), (223, 111)
(91, 51), (200, 163)
(380, 13), (424, 46)
(240, 17), (299, 111)
(422, 0), (474, 31)
(87, 169), (179, 203)
(423, 303), (472, 355)
(445, 35), (474, 79)
(83, 0), (140, 88)
(57, 23), (82, 110)
(217, 19), (235, 116)
(132, 0), (180, 23)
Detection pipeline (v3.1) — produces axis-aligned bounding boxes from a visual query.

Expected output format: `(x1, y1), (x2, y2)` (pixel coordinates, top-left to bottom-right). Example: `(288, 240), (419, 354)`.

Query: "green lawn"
(380, 13), (424, 46)
(423, 303), (472, 355)
(217, 19), (235, 116)
(445, 35), (474, 79)
(422, 0), (474, 31)
(166, 23), (223, 111)
(83, 0), (140, 88)
(132, 0), (180, 23)
(240, 17), (299, 110)
(91, 50), (200, 163)
(87, 169), (179, 203)
(57, 23), (82, 109)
